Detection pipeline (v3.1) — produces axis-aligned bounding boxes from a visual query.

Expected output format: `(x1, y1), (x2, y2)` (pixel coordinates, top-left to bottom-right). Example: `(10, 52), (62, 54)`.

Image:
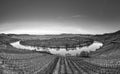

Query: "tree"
(79, 51), (90, 58)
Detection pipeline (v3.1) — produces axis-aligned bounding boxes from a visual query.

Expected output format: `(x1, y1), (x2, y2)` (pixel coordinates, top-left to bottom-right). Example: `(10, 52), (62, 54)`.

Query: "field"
(11, 34), (92, 40)
(0, 30), (120, 74)
(20, 37), (93, 49)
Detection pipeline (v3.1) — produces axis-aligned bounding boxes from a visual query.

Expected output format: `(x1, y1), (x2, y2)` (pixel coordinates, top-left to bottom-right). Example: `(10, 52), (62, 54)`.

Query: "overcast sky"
(0, 0), (120, 34)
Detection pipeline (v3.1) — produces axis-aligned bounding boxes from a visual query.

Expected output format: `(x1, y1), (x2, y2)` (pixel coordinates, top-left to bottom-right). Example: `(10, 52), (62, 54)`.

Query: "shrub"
(79, 51), (90, 58)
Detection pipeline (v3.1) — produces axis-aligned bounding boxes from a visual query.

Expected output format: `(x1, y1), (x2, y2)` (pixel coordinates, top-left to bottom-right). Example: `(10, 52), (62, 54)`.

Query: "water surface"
(11, 41), (103, 56)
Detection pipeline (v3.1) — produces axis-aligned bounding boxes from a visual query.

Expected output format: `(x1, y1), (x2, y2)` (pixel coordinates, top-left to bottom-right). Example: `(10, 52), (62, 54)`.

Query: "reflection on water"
(11, 41), (103, 56)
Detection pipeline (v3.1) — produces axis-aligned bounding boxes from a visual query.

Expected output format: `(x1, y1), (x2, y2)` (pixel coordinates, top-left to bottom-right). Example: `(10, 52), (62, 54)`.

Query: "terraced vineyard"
(1, 53), (120, 74)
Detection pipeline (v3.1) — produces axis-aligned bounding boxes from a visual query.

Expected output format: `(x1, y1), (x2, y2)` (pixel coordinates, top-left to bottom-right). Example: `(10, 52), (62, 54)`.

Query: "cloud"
(55, 15), (88, 21)
(71, 15), (88, 18)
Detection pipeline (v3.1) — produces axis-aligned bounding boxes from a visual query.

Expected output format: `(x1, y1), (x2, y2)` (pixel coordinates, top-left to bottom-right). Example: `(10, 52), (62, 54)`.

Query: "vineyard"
(0, 52), (120, 74)
(0, 53), (58, 74)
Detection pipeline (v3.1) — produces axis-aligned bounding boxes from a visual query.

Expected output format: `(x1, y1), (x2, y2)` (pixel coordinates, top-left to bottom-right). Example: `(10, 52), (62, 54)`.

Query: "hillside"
(90, 30), (120, 57)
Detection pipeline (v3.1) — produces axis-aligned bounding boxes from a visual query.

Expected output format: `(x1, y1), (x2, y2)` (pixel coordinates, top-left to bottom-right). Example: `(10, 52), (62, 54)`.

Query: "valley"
(0, 30), (120, 74)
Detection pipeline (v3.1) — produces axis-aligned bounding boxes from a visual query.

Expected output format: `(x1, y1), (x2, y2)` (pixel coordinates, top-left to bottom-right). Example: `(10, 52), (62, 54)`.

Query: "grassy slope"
(90, 30), (120, 57)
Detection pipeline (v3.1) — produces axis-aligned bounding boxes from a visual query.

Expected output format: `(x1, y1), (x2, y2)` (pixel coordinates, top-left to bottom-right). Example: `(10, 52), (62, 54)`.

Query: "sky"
(0, 0), (120, 34)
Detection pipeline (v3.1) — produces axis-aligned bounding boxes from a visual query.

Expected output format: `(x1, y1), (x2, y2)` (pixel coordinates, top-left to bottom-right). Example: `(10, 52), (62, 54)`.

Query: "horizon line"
(0, 30), (119, 35)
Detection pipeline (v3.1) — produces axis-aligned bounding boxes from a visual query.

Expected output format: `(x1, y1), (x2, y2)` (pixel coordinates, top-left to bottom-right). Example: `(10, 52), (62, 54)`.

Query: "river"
(11, 41), (103, 56)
